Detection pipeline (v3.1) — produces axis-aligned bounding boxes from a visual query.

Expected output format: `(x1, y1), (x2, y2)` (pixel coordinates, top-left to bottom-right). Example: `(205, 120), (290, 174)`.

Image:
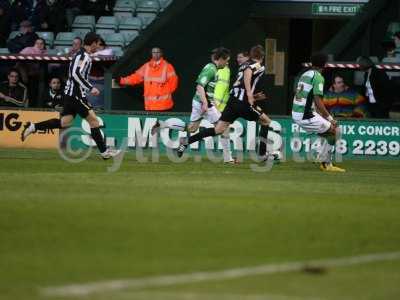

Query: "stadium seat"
(0, 48), (10, 54)
(96, 16), (119, 31)
(137, 13), (157, 27)
(120, 30), (139, 45)
(96, 29), (116, 37)
(8, 31), (20, 41)
(54, 32), (77, 47)
(72, 15), (96, 31)
(387, 22), (400, 39)
(36, 32), (54, 48)
(158, 0), (172, 10)
(73, 28), (92, 39)
(46, 48), (59, 55)
(113, 0), (136, 17)
(136, 0), (160, 13)
(104, 33), (125, 47)
(54, 45), (71, 55)
(118, 17), (143, 31)
(110, 46), (124, 57)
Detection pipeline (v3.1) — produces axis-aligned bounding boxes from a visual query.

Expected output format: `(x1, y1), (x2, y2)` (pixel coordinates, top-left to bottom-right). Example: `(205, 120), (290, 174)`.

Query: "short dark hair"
(36, 38), (47, 49)
(84, 32), (101, 46)
(250, 45), (265, 60)
(332, 74), (344, 84)
(394, 31), (400, 39)
(8, 68), (19, 76)
(74, 36), (82, 42)
(237, 50), (249, 57)
(212, 47), (231, 60)
(49, 76), (62, 83)
(311, 52), (328, 68)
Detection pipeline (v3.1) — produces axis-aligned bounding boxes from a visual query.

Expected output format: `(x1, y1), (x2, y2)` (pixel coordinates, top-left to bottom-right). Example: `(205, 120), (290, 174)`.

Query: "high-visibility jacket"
(214, 66), (230, 112)
(120, 58), (178, 111)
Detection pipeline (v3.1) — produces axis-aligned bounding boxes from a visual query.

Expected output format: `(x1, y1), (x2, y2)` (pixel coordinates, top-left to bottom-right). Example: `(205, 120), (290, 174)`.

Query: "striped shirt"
(292, 69), (324, 120)
(193, 63), (218, 104)
(64, 48), (93, 98)
(231, 60), (265, 103)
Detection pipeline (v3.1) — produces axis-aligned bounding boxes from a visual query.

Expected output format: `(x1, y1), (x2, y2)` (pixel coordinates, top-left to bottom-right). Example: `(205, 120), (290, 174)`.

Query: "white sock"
(221, 128), (233, 162)
(320, 140), (333, 164)
(29, 123), (36, 132)
(160, 119), (186, 131)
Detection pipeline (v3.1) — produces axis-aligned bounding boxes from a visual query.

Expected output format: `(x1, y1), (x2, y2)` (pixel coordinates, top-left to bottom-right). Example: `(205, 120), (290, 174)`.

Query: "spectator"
(0, 68), (29, 107)
(7, 20), (39, 53)
(9, 0), (30, 31)
(32, 0), (67, 33)
(323, 74), (367, 118)
(382, 40), (400, 81)
(82, 0), (106, 21)
(119, 47), (179, 111)
(18, 37), (47, 82)
(394, 31), (400, 56)
(17, 38), (47, 106)
(43, 77), (63, 110)
(358, 56), (395, 118)
(0, 5), (11, 48)
(65, 0), (82, 30)
(86, 38), (112, 109)
(68, 37), (83, 56)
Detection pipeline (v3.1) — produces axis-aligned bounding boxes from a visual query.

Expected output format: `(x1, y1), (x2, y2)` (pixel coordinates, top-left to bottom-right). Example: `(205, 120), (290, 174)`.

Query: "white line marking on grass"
(42, 251), (400, 298)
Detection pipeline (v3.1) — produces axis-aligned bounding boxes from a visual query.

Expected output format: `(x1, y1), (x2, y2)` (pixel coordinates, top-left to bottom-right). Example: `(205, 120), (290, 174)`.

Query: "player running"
(292, 53), (345, 172)
(151, 47), (235, 163)
(176, 45), (272, 157)
(21, 33), (120, 160)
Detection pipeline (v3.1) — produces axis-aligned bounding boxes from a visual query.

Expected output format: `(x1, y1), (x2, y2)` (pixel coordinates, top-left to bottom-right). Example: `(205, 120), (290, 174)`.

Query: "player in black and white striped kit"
(21, 33), (120, 159)
(177, 45), (273, 157)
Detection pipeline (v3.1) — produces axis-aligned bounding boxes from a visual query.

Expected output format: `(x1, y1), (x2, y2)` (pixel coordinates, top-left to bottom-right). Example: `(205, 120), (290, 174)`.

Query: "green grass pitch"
(0, 149), (400, 300)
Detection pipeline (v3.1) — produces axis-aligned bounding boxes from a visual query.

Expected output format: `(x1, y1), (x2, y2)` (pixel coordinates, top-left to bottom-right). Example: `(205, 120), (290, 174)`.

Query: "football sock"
(34, 118), (61, 131)
(258, 125), (269, 156)
(221, 128), (233, 162)
(188, 127), (216, 144)
(90, 127), (107, 153)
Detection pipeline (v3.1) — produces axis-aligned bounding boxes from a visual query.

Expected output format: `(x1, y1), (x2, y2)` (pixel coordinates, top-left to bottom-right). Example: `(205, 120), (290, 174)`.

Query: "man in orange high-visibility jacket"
(119, 47), (178, 111)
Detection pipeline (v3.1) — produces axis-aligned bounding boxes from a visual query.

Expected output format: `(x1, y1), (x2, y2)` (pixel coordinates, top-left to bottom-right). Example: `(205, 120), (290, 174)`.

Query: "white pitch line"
(42, 251), (400, 298)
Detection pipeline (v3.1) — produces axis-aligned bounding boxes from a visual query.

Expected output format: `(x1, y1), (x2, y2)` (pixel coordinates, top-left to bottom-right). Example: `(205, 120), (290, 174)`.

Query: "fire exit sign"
(312, 3), (364, 16)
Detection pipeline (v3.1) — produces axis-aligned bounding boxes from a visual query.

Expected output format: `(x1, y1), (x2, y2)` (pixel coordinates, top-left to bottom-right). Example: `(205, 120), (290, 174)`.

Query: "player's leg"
(297, 113), (345, 172)
(84, 110), (120, 159)
(151, 118), (187, 135)
(176, 120), (229, 157)
(20, 102), (75, 142)
(151, 101), (201, 135)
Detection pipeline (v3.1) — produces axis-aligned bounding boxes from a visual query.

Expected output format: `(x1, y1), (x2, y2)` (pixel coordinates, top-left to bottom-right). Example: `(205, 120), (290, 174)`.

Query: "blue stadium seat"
(387, 22), (400, 39)
(73, 28), (92, 39)
(54, 45), (71, 55)
(110, 46), (124, 57)
(72, 15), (96, 31)
(158, 0), (173, 10)
(0, 48), (10, 54)
(8, 31), (20, 41)
(54, 32), (77, 47)
(120, 30), (139, 45)
(136, 0), (160, 13)
(103, 33), (125, 47)
(113, 0), (136, 17)
(118, 17), (143, 31)
(137, 13), (157, 27)
(46, 49), (60, 55)
(36, 32), (54, 48)
(96, 29), (116, 37)
(96, 16), (119, 31)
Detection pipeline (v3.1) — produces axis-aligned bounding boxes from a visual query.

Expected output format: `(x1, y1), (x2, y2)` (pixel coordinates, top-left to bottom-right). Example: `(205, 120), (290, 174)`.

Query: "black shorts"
(220, 98), (263, 123)
(61, 95), (93, 118)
